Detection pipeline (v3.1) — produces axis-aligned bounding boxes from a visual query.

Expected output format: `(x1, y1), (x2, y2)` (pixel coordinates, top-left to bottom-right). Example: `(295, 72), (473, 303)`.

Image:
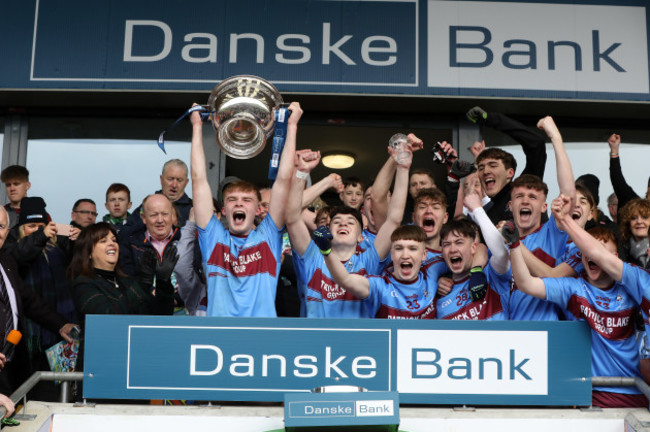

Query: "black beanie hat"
(575, 174), (600, 206)
(19, 197), (48, 226)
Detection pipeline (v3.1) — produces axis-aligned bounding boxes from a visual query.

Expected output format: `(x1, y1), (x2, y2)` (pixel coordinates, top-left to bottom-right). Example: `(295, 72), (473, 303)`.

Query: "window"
(26, 139), (191, 222)
(503, 142), (650, 208)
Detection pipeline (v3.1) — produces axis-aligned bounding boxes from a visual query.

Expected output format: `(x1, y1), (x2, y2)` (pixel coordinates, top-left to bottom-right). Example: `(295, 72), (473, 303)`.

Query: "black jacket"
(0, 252), (68, 394)
(118, 224), (181, 278)
(121, 192), (192, 237)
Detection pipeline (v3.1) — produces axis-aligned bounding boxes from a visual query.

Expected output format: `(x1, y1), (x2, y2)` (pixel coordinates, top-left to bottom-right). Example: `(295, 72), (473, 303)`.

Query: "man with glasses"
(70, 199), (98, 229)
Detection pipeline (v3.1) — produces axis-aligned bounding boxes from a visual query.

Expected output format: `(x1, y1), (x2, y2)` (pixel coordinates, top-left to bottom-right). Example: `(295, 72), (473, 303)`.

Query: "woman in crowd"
(618, 198), (650, 270)
(9, 197), (78, 401)
(69, 222), (177, 320)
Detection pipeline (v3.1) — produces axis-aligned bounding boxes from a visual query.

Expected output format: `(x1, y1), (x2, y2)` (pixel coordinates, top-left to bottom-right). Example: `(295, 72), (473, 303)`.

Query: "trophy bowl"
(207, 75), (284, 159)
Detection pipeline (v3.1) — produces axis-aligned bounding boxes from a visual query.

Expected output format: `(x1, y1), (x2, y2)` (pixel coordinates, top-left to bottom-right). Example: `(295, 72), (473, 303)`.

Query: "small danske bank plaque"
(284, 391), (399, 432)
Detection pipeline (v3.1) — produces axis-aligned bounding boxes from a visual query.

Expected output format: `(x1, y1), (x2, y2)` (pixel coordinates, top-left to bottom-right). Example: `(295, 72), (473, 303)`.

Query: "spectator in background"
(118, 194), (180, 284)
(0, 206), (75, 396)
(315, 206), (332, 228)
(9, 197), (78, 401)
(608, 133), (649, 209)
(339, 177), (364, 210)
(123, 159), (193, 235)
(468, 106), (547, 225)
(69, 222), (176, 373)
(618, 198), (650, 270)
(403, 168), (436, 224)
(1, 166), (31, 230)
(70, 199), (97, 229)
(408, 169), (437, 199)
(103, 183), (132, 234)
(575, 174), (618, 235)
(607, 193), (619, 223)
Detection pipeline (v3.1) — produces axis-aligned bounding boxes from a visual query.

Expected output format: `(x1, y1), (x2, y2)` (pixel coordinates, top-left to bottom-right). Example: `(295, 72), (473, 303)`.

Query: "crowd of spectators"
(0, 104), (647, 411)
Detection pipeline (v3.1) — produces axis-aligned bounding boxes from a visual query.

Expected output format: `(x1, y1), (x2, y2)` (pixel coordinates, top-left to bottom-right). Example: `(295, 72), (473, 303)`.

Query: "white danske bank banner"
(428, 1), (649, 94)
(397, 330), (548, 395)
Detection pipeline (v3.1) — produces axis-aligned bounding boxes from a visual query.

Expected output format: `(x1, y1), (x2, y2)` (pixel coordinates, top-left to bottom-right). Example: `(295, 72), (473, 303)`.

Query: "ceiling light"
(322, 152), (355, 169)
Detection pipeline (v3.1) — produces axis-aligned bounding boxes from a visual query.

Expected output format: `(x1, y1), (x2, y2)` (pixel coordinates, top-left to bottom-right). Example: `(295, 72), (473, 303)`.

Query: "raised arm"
(502, 222), (547, 299)
(374, 138), (419, 259)
(190, 104), (214, 229)
(302, 174), (343, 209)
(608, 134), (640, 211)
(369, 155), (396, 231)
(537, 116), (575, 206)
(268, 102), (303, 228)
(312, 226), (371, 299)
(465, 193), (509, 275)
(552, 194), (624, 281)
(285, 150), (321, 256)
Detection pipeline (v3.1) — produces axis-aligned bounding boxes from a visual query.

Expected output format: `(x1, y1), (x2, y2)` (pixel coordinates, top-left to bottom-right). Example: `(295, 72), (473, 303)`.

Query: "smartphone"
(55, 223), (72, 236)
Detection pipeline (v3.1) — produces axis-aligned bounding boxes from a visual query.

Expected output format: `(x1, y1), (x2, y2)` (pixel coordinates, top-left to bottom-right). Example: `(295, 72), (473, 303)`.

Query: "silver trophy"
(207, 75), (284, 159)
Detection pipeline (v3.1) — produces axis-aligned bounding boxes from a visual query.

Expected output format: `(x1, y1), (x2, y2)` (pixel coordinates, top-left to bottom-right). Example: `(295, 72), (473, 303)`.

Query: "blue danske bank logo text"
(126, 327), (392, 391)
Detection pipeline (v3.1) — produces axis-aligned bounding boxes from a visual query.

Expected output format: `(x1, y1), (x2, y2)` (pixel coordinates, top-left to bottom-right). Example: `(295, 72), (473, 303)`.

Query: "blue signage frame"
(83, 316), (592, 406)
(1, 0), (650, 101)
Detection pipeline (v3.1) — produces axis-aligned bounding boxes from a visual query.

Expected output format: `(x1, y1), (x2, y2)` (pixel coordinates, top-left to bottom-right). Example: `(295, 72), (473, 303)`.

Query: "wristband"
(610, 153), (618, 157)
(509, 241), (521, 249)
(319, 248), (332, 256)
(296, 170), (309, 180)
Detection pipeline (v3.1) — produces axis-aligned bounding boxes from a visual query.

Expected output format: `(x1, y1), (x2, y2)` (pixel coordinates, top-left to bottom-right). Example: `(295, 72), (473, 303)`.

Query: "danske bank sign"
(83, 317), (589, 405)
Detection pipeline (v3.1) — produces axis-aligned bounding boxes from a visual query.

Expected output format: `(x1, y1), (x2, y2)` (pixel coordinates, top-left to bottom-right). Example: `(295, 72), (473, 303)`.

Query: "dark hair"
(575, 184), (595, 211)
(343, 177), (365, 191)
(511, 174), (548, 198)
(328, 206), (363, 228)
(440, 218), (480, 242)
(414, 188), (448, 209)
(73, 198), (96, 211)
(68, 222), (121, 279)
(0, 165), (29, 183)
(391, 225), (426, 243)
(105, 183), (131, 201)
(410, 169), (436, 183)
(476, 148), (518, 173)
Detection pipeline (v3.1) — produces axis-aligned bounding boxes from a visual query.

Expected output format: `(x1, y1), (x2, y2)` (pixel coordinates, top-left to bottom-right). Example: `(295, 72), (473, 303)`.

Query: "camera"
(432, 141), (449, 164)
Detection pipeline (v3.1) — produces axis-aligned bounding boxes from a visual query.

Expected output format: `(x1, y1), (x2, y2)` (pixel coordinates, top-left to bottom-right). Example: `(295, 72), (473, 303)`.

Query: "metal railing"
(0, 372), (648, 419)
(2, 371), (84, 418)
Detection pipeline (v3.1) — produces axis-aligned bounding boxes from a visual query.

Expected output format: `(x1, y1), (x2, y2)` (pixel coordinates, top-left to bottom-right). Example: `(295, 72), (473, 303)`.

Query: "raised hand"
(469, 140), (485, 159)
(311, 225), (333, 256)
(437, 140), (458, 163)
(298, 150), (321, 172)
(406, 133), (424, 152)
(287, 102), (303, 127)
(537, 116), (561, 140)
(607, 133), (621, 155)
(463, 192), (482, 212)
(551, 194), (572, 222)
(500, 220), (520, 246)
(328, 173), (344, 193)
